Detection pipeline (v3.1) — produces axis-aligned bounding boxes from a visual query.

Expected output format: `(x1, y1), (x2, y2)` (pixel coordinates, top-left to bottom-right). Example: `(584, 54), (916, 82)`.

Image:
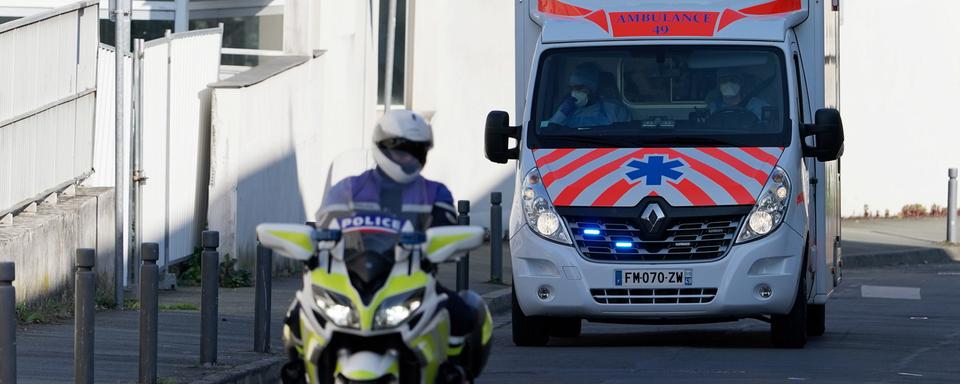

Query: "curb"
(191, 356), (286, 384)
(482, 287), (512, 315)
(843, 246), (960, 268)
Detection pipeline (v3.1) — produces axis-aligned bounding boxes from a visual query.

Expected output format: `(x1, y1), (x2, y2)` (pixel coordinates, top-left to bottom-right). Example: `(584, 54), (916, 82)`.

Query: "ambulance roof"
(534, 0), (808, 43)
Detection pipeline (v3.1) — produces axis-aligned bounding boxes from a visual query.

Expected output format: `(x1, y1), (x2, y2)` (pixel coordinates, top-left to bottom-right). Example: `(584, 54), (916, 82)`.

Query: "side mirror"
(802, 108), (845, 162)
(484, 111), (520, 164)
(424, 226), (485, 264)
(256, 223), (316, 261)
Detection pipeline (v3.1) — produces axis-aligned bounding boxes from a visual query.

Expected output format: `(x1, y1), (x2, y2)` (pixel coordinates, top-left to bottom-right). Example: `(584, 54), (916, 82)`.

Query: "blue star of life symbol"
(625, 155), (684, 185)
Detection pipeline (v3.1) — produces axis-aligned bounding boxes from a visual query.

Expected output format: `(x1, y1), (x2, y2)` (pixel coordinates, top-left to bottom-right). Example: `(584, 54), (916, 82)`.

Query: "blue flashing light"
(583, 229), (601, 236)
(614, 241), (632, 248)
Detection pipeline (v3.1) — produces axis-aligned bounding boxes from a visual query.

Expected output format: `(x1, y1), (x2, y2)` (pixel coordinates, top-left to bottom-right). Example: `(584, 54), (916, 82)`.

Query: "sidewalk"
(14, 243), (511, 383)
(842, 217), (960, 267)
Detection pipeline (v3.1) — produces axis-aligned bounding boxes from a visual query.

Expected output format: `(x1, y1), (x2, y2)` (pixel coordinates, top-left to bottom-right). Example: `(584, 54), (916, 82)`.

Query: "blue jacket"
(319, 169), (457, 228)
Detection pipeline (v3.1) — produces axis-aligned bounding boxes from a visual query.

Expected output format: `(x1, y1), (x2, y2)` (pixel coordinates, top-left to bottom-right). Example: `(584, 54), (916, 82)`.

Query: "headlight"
(313, 286), (360, 329)
(374, 288), (424, 329)
(737, 166), (791, 243)
(521, 168), (571, 244)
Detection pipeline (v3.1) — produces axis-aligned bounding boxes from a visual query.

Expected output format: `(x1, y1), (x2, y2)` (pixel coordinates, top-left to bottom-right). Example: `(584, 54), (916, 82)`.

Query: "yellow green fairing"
(426, 233), (473, 254)
(481, 307), (493, 345)
(267, 229), (314, 254)
(301, 315), (325, 380)
(409, 315), (449, 384)
(310, 268), (429, 330)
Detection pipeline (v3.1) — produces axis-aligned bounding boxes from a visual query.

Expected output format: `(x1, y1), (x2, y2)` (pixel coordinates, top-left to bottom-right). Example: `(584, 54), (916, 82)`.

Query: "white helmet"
(372, 110), (433, 184)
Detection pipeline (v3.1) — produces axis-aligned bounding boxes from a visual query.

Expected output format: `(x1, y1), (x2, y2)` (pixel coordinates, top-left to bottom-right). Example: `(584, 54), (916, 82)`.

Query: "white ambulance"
(485, 0), (843, 348)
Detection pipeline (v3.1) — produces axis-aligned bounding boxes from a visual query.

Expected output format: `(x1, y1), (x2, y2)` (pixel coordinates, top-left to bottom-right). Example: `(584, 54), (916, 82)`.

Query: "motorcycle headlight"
(737, 166), (791, 243)
(521, 168), (571, 244)
(313, 286), (360, 329)
(374, 288), (424, 329)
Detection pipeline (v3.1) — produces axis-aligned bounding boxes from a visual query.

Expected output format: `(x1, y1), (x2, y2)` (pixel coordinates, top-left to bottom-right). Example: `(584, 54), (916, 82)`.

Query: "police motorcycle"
(256, 151), (493, 384)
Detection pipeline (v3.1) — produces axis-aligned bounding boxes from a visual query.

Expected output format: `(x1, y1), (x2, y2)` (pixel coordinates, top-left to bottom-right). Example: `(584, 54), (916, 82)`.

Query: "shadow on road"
(547, 326), (777, 349)
(841, 240), (956, 268)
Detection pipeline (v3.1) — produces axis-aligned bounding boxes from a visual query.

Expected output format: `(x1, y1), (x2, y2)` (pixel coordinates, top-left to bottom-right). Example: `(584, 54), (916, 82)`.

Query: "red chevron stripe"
(535, 148), (575, 168)
(659, 149), (755, 204)
(553, 149), (651, 205)
(741, 147), (779, 166)
(698, 148), (768, 186)
(668, 179), (716, 206)
(592, 179), (639, 206)
(541, 148), (616, 187)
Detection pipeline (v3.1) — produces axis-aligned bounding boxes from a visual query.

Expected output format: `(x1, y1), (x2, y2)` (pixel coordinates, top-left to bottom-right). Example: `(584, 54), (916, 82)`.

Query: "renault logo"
(640, 203), (665, 233)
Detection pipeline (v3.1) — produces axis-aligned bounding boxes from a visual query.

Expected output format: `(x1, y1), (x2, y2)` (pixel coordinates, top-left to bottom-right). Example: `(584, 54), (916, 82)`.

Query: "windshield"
(529, 45), (789, 148)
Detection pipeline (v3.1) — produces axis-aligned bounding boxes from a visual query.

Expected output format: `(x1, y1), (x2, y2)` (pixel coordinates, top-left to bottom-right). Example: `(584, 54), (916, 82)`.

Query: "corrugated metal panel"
(164, 29), (222, 265)
(88, 45), (132, 187)
(140, 36), (171, 267)
(140, 28), (222, 267)
(0, 3), (99, 214)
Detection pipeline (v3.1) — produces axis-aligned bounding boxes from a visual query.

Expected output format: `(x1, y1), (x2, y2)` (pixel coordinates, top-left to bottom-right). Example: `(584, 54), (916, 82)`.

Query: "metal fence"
(0, 1), (99, 219)
(139, 28), (222, 268)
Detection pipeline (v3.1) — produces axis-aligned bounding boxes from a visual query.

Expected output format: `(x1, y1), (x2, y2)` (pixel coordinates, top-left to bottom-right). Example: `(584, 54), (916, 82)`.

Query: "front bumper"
(510, 224), (805, 319)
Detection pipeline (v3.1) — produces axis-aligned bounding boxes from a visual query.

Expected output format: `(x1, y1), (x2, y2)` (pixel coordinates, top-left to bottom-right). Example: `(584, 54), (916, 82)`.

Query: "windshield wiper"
(538, 134), (621, 147)
(637, 136), (739, 147)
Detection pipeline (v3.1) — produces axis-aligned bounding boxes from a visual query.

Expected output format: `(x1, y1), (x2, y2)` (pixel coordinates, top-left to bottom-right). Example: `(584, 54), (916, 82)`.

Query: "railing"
(0, 1), (100, 220)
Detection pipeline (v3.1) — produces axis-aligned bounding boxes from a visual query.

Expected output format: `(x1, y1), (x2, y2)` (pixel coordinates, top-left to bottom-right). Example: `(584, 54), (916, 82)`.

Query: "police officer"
(281, 110), (476, 382)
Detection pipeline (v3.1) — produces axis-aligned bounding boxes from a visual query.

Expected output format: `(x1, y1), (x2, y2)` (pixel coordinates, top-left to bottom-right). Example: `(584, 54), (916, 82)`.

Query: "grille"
(565, 215), (743, 262)
(591, 288), (718, 304)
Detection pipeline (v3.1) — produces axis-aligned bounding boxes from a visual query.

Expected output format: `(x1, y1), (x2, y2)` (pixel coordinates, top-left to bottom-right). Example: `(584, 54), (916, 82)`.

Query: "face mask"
(571, 90), (589, 107)
(720, 82), (741, 97)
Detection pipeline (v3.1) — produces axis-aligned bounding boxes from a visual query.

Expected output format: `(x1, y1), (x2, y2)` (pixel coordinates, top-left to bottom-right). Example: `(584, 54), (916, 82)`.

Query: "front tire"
(547, 317), (582, 338)
(771, 278), (808, 348)
(807, 303), (826, 337)
(512, 287), (548, 346)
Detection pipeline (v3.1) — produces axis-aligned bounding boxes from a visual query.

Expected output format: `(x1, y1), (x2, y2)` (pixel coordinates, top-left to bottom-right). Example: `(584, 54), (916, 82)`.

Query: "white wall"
(840, 0), (960, 217)
(411, 0), (516, 228)
(209, 0), (376, 266)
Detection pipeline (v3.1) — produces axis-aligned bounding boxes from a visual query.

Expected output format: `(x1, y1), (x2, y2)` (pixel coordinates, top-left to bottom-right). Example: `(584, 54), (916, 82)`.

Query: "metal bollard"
(139, 243), (159, 384)
(457, 200), (471, 291)
(75, 250), (96, 384)
(200, 231), (219, 366)
(253, 243), (272, 353)
(0, 262), (15, 384)
(949, 169), (958, 244)
(490, 193), (504, 284)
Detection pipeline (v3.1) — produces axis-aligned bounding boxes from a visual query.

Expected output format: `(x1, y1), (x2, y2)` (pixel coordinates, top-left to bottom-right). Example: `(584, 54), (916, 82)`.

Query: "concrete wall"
(840, 0), (960, 217)
(0, 187), (115, 303)
(410, 0), (516, 228)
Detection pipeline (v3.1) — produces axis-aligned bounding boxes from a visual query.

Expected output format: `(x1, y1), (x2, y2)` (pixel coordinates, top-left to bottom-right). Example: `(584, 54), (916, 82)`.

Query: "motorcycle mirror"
(424, 226), (485, 264)
(256, 223), (316, 261)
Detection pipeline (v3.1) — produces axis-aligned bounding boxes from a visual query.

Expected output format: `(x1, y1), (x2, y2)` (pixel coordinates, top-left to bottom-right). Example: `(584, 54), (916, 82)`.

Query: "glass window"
(530, 46), (789, 148)
(0, 17), (19, 25)
(378, 0), (406, 106)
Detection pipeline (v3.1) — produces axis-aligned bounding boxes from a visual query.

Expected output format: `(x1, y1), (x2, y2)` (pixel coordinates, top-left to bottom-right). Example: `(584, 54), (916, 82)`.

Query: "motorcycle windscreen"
(316, 149), (435, 230)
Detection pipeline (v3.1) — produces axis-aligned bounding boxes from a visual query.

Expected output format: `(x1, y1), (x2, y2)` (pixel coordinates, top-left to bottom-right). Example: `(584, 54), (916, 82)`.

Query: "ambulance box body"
(485, 0), (844, 348)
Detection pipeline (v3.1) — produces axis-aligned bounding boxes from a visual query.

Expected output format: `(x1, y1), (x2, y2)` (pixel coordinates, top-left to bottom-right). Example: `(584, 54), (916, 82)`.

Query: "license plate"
(615, 269), (692, 287)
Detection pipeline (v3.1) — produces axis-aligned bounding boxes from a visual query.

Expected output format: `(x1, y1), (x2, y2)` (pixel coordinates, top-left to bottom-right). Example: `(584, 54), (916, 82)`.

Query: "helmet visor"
(377, 138), (430, 170)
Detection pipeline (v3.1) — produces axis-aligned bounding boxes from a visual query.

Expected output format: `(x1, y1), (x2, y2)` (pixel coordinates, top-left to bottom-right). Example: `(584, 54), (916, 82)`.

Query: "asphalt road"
(480, 263), (960, 383)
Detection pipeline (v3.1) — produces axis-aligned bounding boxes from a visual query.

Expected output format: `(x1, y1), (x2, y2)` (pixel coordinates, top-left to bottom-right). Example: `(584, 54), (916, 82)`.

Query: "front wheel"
(512, 287), (548, 346)
(771, 279), (808, 348)
(807, 303), (826, 337)
(547, 317), (582, 338)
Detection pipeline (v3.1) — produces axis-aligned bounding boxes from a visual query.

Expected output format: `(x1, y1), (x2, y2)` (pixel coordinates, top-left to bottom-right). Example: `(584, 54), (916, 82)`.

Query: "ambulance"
(484, 0), (844, 348)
